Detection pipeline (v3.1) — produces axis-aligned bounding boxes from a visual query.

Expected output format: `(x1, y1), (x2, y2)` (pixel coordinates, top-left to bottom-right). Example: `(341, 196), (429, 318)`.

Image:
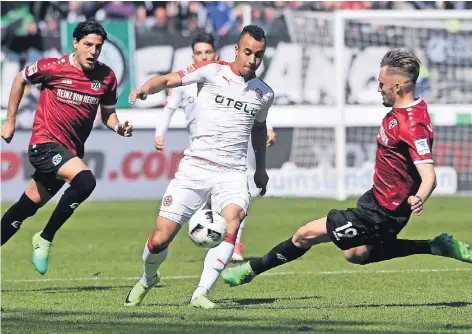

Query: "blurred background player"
(125, 25), (274, 309)
(0, 20), (133, 275)
(153, 32), (277, 262)
(222, 49), (472, 288)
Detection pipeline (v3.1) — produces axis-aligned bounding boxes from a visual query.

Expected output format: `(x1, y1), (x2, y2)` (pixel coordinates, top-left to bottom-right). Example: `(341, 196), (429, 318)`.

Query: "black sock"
(1, 193), (40, 246)
(41, 170), (96, 242)
(249, 237), (310, 275)
(363, 239), (432, 264)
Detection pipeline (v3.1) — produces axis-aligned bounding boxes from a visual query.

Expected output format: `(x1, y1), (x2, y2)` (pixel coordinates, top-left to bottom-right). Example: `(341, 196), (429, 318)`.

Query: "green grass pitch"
(1, 197), (471, 333)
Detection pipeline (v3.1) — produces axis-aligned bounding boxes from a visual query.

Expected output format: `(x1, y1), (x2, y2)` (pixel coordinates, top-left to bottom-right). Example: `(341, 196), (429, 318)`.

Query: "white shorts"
(159, 156), (251, 225)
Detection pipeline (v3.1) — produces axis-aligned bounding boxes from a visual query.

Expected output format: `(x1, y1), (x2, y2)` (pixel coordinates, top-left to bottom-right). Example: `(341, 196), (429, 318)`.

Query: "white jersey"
(177, 61), (274, 170)
(155, 84), (198, 137)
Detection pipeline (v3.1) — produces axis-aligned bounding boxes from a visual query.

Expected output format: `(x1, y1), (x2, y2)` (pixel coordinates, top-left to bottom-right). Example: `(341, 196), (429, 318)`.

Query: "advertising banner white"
(1, 130), (189, 202)
(1, 129), (458, 202)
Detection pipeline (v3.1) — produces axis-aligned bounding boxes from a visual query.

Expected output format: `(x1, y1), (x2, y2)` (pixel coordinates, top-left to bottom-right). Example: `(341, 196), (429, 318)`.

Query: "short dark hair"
(73, 20), (107, 42)
(238, 25), (266, 46)
(191, 33), (215, 51)
(380, 49), (421, 84)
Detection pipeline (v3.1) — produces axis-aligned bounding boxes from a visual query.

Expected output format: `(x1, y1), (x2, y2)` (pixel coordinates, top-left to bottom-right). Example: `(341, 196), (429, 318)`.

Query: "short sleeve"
(400, 122), (434, 165)
(164, 87), (183, 110)
(177, 61), (213, 86)
(22, 58), (58, 85)
(255, 93), (274, 123)
(101, 72), (118, 108)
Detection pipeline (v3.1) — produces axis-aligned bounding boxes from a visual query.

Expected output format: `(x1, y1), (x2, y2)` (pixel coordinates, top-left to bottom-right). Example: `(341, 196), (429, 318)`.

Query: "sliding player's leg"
(222, 216), (331, 287)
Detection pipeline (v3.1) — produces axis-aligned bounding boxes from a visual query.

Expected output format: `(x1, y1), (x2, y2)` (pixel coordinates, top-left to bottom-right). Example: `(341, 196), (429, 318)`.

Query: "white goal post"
(283, 10), (472, 200)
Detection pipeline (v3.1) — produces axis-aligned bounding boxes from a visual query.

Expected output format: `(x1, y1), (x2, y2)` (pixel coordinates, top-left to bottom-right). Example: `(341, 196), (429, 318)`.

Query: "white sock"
(140, 236), (168, 287)
(191, 237), (236, 301)
(236, 219), (245, 244)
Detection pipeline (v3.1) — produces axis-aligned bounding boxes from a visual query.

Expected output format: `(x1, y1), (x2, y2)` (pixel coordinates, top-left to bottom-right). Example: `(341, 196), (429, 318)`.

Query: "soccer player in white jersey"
(125, 25), (274, 309)
(154, 33), (277, 262)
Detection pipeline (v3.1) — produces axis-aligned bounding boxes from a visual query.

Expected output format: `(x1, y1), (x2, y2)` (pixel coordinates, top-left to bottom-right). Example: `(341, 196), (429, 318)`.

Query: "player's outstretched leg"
(33, 169), (96, 275)
(124, 217), (179, 306)
(430, 233), (472, 263)
(1, 193), (41, 246)
(232, 218), (245, 262)
(222, 217), (331, 287)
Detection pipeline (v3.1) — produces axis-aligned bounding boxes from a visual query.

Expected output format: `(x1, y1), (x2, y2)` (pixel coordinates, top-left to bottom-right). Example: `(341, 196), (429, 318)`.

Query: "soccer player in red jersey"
(0, 20), (133, 275)
(222, 49), (472, 287)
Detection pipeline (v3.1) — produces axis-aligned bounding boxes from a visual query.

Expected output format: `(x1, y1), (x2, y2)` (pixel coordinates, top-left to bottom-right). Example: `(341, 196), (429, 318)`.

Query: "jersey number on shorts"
(333, 221), (358, 240)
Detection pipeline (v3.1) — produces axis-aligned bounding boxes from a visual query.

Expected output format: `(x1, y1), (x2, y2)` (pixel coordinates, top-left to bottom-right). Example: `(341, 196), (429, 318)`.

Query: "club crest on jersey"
(414, 138), (430, 156)
(163, 195), (173, 207)
(91, 80), (101, 91)
(388, 119), (398, 129)
(255, 88), (263, 99)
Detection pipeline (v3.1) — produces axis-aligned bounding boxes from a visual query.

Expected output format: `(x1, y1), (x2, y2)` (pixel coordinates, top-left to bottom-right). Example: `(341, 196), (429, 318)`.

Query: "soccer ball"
(188, 209), (227, 248)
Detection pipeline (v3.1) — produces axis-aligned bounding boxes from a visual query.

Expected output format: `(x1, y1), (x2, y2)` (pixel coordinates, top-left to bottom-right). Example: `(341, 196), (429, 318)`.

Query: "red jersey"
(23, 54), (117, 157)
(373, 99), (434, 211)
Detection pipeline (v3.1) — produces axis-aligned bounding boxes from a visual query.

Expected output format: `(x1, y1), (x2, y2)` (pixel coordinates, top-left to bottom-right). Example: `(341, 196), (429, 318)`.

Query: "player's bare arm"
(129, 72), (183, 104)
(408, 163), (437, 216)
(252, 120), (269, 196)
(101, 106), (133, 137)
(266, 129), (276, 147)
(1, 71), (28, 143)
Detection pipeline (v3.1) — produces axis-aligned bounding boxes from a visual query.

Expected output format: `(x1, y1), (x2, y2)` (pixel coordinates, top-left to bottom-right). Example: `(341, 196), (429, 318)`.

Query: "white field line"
(3, 267), (471, 284)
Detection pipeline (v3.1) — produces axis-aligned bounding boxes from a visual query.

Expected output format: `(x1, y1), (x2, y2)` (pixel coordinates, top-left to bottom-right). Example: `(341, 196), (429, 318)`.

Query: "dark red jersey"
(373, 99), (434, 211)
(23, 54), (117, 157)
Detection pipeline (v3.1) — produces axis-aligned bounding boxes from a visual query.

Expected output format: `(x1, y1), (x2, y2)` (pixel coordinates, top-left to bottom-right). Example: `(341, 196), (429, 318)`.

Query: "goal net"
(283, 10), (472, 199)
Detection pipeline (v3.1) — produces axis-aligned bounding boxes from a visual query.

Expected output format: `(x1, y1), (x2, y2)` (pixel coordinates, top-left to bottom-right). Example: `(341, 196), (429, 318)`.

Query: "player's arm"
(100, 106), (132, 137)
(252, 94), (275, 195)
(414, 163), (437, 204)
(1, 72), (28, 142)
(252, 120), (268, 171)
(401, 122), (435, 215)
(129, 62), (211, 105)
(1, 59), (53, 143)
(101, 72), (132, 137)
(154, 88), (181, 151)
(265, 115), (276, 147)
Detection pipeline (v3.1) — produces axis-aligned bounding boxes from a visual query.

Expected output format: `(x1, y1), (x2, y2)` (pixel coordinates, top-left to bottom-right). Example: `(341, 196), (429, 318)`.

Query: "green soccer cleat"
(32, 232), (51, 275)
(189, 294), (217, 309)
(430, 233), (472, 264)
(124, 274), (160, 306)
(221, 262), (256, 287)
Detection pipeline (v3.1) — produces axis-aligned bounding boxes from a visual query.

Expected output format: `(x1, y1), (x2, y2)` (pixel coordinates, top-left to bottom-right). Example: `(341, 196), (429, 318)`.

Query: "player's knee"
(149, 231), (170, 253)
(293, 225), (316, 249)
(70, 170), (96, 200)
(344, 247), (371, 265)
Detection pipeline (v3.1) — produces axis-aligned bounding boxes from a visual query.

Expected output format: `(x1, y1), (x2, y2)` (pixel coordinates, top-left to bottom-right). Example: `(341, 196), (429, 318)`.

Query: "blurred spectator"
(206, 1), (237, 36)
(104, 1), (136, 20)
(67, 1), (86, 23)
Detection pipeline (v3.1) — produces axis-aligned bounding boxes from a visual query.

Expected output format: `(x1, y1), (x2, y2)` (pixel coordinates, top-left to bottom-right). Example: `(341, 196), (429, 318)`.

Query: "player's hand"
(154, 136), (165, 151)
(266, 129), (276, 147)
(408, 195), (423, 216)
(1, 120), (15, 143)
(254, 169), (269, 196)
(115, 121), (133, 137)
(128, 87), (148, 105)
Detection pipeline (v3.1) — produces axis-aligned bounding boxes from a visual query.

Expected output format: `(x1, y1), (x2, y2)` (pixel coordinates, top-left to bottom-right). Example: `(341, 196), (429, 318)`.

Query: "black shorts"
(28, 143), (76, 193)
(326, 189), (411, 250)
